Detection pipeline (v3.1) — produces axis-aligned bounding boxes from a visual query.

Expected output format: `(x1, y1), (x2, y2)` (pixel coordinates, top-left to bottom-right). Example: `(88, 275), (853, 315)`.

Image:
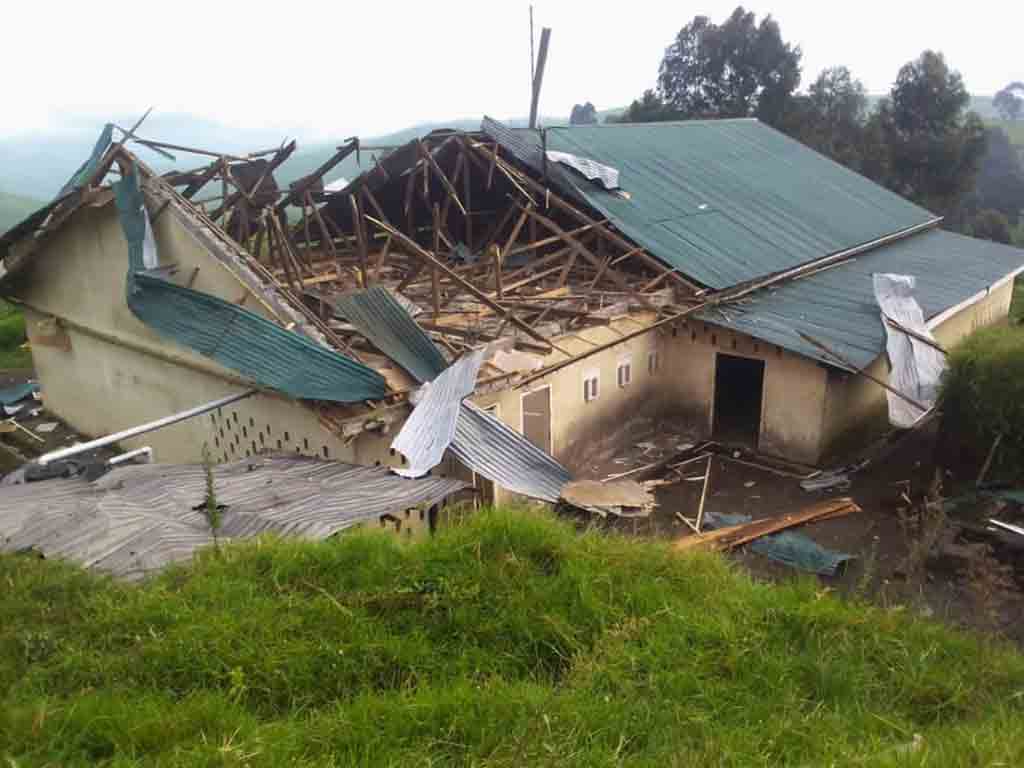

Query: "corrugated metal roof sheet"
(393, 348), (485, 477)
(334, 286), (448, 383)
(112, 169), (388, 403)
(128, 274), (388, 401)
(331, 285), (573, 499)
(481, 117), (937, 289)
(451, 401), (571, 504)
(0, 456), (464, 579)
(707, 229), (1024, 370)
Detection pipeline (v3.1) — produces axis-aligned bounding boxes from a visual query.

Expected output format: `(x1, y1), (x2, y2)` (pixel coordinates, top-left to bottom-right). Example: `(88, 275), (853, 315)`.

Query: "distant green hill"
(0, 190), (43, 234)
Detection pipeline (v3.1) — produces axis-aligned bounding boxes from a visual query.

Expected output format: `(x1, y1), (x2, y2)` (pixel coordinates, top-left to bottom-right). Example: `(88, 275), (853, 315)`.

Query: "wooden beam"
(420, 140), (466, 216)
(276, 140), (358, 214)
(349, 194), (369, 286)
(505, 222), (601, 257)
(796, 331), (931, 414)
(366, 214), (568, 354)
(517, 204), (659, 313)
(432, 204), (441, 318)
(884, 315), (947, 355)
(469, 142), (700, 293)
(492, 245), (503, 299)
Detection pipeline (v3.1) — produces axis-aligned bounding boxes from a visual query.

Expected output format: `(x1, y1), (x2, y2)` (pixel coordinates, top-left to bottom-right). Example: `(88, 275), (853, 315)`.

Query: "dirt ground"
(1, 368), (119, 474)
(579, 419), (1024, 646)
(6, 363), (1023, 643)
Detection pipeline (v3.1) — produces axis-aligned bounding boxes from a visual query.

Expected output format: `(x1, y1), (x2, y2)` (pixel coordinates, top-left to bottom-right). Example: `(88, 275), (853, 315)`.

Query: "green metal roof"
(483, 118), (937, 289)
(114, 169), (388, 403)
(708, 229), (1024, 370)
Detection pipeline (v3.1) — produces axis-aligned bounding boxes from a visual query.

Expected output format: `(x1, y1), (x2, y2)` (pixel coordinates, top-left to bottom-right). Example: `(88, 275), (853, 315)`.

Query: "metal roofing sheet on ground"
(705, 229), (1024, 371)
(0, 457), (464, 579)
(481, 117), (936, 289)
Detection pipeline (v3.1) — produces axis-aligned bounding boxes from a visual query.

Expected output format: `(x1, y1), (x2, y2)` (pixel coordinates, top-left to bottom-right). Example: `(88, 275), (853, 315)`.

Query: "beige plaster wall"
(658, 319), (829, 464)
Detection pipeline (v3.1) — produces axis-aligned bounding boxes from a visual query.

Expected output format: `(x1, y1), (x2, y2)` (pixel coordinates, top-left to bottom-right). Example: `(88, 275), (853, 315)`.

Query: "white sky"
(3, 0), (1021, 140)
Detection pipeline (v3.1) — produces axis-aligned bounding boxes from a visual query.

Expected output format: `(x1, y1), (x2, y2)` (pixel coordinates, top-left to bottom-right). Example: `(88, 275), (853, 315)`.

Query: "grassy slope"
(2, 509), (1023, 767)
(0, 190), (43, 234)
(0, 300), (30, 370)
(1012, 278), (1024, 324)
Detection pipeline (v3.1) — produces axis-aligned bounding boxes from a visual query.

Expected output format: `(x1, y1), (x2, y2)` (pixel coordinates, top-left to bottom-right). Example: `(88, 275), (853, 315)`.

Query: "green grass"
(2, 509), (1023, 766)
(1013, 278), (1024, 324)
(0, 300), (31, 370)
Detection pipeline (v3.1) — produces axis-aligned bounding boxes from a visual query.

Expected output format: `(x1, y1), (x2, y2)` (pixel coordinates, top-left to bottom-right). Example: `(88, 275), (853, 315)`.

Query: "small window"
(648, 350), (660, 374)
(583, 371), (600, 402)
(617, 360), (632, 388)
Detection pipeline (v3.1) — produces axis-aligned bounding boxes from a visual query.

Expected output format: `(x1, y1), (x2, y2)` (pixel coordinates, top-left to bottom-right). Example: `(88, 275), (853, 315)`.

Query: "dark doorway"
(522, 387), (552, 454)
(713, 354), (765, 448)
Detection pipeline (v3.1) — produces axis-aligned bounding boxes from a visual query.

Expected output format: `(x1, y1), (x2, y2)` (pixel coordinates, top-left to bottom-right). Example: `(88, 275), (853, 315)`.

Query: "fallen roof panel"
(334, 286), (448, 383)
(451, 401), (571, 504)
(0, 457), (464, 579)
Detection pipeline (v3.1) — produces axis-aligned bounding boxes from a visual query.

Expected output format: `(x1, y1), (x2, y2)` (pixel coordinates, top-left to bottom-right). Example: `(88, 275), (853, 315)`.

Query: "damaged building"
(1, 116), (1022, 517)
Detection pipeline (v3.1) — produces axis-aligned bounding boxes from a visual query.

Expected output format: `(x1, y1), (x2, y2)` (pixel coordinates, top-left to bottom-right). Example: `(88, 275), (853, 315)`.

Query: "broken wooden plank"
(674, 498), (861, 553)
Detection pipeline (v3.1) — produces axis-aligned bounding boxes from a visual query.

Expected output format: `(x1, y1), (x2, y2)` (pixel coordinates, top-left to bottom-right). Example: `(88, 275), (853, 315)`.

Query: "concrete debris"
(561, 479), (654, 514)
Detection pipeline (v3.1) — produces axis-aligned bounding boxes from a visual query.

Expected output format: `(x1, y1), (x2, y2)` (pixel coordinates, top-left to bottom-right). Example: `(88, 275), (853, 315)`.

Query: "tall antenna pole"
(528, 26), (551, 130)
(529, 5), (535, 97)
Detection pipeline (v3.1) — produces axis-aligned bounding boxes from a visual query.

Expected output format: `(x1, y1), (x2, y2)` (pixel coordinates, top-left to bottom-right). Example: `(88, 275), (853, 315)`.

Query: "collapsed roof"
(2, 115), (1023, 391)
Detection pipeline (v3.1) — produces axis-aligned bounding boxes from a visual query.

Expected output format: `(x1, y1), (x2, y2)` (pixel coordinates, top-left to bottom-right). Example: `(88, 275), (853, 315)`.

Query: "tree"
(971, 127), (1024, 225)
(626, 6), (801, 126)
(611, 89), (679, 124)
(569, 102), (598, 125)
(969, 209), (1014, 244)
(782, 66), (870, 170)
(877, 51), (987, 219)
(994, 82), (1024, 121)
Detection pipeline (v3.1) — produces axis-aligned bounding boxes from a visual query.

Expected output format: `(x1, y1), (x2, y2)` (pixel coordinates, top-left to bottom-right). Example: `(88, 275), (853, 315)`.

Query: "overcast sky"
(3, 0), (1021, 140)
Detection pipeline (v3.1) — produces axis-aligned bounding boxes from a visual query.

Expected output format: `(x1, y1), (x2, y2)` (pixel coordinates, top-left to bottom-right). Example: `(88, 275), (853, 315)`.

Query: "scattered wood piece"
(675, 497), (861, 553)
(720, 454), (816, 479)
(695, 455), (713, 532)
(977, 433), (1003, 487)
(675, 511), (700, 534)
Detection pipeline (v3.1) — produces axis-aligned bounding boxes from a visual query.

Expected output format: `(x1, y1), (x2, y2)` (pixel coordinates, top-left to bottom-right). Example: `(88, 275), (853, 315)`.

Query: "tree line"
(570, 6), (1024, 246)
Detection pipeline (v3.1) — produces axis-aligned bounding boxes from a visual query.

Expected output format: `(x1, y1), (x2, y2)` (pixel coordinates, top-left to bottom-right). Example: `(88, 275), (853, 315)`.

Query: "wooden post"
(432, 203), (441, 318)
(695, 455), (712, 532)
(349, 193), (369, 286)
(492, 245), (503, 299)
(463, 151), (473, 248)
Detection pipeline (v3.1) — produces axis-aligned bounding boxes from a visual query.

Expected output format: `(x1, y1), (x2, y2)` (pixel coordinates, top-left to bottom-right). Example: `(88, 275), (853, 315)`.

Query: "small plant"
(201, 443), (223, 551)
(896, 483), (948, 589)
(962, 543), (1015, 633)
(853, 538), (879, 601)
